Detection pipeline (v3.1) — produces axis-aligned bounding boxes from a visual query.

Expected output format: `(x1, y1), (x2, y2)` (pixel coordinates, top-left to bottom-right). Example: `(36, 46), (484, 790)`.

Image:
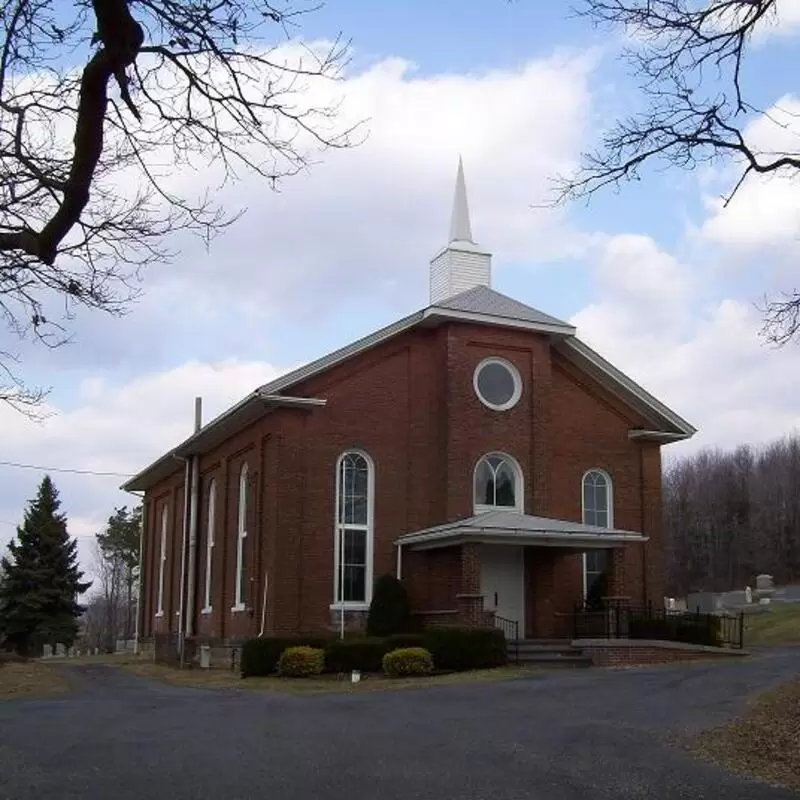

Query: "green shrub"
(324, 637), (387, 672)
(277, 646), (325, 677)
(382, 647), (434, 678)
(366, 574), (412, 637)
(385, 633), (425, 651)
(241, 636), (329, 677)
(423, 627), (507, 671)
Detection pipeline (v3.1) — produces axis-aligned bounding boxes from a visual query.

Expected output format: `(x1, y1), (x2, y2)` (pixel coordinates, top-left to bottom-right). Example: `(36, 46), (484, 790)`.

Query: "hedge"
(628, 614), (723, 648)
(325, 637), (388, 673)
(278, 646), (325, 677)
(423, 627), (507, 671)
(385, 633), (425, 650)
(241, 636), (330, 677)
(383, 647), (434, 678)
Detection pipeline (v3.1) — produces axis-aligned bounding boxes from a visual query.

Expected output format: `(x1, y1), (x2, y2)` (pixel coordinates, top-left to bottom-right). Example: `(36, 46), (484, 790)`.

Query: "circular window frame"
(473, 357), (522, 411)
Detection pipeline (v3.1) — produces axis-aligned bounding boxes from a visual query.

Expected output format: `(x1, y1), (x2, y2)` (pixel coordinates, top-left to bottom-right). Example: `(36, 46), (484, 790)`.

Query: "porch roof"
(395, 509), (647, 550)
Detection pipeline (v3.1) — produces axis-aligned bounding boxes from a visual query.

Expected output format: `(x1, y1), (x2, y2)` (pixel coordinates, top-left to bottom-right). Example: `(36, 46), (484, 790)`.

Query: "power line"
(0, 460), (133, 478)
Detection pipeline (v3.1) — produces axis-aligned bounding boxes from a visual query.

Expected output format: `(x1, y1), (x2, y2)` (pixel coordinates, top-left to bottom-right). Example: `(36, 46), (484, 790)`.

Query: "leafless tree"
(0, 0), (357, 408)
(556, 1), (800, 343)
(663, 434), (800, 595)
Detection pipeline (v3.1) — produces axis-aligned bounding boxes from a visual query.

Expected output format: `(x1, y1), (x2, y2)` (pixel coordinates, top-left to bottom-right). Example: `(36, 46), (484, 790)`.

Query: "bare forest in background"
(663, 434), (800, 597)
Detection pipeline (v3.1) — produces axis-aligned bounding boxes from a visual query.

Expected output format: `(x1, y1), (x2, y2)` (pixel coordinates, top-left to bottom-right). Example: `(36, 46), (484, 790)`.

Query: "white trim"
(234, 463), (249, 609)
(156, 505), (168, 616)
(231, 604), (246, 613)
(473, 357), (523, 411)
(423, 305), (575, 336)
(406, 531), (646, 551)
(203, 478), (216, 613)
(333, 450), (375, 606)
(473, 452), (524, 513)
(200, 607), (212, 615)
(329, 602), (370, 612)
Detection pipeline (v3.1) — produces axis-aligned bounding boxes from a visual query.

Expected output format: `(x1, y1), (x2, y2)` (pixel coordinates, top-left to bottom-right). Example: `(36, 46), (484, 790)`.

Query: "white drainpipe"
(396, 542), (403, 581)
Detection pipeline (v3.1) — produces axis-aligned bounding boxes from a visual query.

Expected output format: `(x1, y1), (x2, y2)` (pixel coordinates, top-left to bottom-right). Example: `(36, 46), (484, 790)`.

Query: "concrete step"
(515, 651), (593, 668)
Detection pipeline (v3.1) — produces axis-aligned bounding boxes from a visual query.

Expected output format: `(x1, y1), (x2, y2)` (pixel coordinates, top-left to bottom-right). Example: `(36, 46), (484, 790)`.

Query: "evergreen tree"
(0, 476), (91, 656)
(366, 575), (412, 637)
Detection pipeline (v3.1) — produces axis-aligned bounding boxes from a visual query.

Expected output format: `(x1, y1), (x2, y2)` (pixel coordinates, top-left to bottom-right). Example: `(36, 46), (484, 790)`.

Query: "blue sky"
(2, 0), (800, 573)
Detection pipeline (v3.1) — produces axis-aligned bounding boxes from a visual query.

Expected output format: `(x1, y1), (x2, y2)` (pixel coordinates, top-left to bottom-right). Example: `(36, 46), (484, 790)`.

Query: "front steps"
(510, 639), (593, 668)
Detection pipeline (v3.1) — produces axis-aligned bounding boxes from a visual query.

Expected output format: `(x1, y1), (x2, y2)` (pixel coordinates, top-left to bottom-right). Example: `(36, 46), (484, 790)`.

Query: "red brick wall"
(140, 320), (667, 641)
(581, 643), (744, 667)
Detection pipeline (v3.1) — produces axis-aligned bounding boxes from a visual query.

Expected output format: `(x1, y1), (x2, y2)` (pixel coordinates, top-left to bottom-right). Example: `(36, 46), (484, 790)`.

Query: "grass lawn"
(744, 604), (800, 646)
(0, 662), (73, 700)
(692, 678), (800, 791)
(54, 655), (544, 694)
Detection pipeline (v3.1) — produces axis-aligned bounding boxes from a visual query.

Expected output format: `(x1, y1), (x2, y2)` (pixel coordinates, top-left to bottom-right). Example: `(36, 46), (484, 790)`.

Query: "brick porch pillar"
(456, 543), (489, 627)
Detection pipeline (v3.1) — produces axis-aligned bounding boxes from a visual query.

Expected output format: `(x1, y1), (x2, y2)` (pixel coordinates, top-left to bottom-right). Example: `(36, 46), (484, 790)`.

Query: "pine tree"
(0, 476), (91, 656)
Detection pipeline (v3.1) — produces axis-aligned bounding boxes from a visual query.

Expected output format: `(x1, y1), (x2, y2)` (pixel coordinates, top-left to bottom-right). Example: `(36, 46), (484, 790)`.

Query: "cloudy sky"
(2, 1), (800, 578)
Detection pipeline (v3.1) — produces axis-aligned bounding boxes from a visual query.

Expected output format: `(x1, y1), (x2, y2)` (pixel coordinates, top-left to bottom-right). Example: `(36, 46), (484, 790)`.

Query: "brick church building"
(124, 160), (695, 646)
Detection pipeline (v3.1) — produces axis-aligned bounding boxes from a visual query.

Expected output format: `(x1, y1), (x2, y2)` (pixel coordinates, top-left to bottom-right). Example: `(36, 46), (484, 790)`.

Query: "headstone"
(42, 644), (53, 658)
(756, 574), (774, 591)
(93, 647), (99, 656)
(55, 643), (66, 657)
(745, 586), (753, 605)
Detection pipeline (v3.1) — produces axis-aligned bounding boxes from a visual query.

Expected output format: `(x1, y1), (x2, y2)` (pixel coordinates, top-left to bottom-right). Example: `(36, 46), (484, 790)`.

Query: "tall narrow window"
(203, 479), (216, 612)
(334, 451), (374, 606)
(474, 453), (523, 512)
(234, 464), (249, 610)
(582, 469), (613, 603)
(156, 505), (168, 616)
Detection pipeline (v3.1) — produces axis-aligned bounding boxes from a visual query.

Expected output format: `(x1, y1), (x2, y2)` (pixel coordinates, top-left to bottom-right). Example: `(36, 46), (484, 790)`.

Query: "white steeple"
(430, 158), (492, 304)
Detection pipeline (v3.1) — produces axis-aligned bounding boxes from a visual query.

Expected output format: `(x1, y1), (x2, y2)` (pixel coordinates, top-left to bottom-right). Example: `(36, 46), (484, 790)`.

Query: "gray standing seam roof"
(433, 285), (573, 330)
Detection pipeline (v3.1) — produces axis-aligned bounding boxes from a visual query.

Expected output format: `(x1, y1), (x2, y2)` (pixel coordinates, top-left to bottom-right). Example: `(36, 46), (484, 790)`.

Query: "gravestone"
(42, 644), (53, 658)
(755, 574), (775, 604)
(55, 643), (66, 657)
(745, 586), (753, 605)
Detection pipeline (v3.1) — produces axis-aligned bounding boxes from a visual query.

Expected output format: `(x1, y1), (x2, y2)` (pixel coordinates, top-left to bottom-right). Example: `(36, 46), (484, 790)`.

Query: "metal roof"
(396, 509), (648, 549)
(434, 285), (573, 332)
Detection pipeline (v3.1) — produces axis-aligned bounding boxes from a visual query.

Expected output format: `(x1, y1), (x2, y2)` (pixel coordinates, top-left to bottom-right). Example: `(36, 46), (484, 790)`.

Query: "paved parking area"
(0, 648), (798, 800)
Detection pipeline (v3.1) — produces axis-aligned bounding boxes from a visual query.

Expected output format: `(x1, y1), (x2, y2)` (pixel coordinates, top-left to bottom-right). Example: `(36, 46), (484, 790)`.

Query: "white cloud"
(571, 234), (800, 456)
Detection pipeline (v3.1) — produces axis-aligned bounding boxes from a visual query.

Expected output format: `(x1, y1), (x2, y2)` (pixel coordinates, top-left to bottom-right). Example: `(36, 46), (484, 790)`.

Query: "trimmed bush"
(382, 647), (434, 678)
(366, 574), (412, 637)
(385, 633), (425, 651)
(423, 626), (507, 671)
(241, 636), (329, 677)
(325, 637), (387, 672)
(277, 646), (325, 677)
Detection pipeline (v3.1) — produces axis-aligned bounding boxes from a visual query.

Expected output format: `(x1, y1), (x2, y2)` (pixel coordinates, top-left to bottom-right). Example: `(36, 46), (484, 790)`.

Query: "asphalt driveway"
(1, 649), (798, 800)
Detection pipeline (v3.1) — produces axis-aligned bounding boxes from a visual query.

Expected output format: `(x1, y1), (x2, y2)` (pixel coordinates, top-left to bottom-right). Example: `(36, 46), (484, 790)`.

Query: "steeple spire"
(429, 157), (492, 305)
(449, 155), (473, 243)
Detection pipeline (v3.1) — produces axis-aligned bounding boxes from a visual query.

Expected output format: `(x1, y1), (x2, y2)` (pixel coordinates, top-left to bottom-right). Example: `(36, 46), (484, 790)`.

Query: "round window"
(473, 358), (522, 411)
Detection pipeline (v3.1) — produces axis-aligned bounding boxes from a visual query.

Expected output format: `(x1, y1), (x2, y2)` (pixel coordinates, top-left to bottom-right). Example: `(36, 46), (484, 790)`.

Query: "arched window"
(474, 453), (523, 512)
(334, 451), (374, 606)
(202, 479), (216, 613)
(582, 469), (612, 528)
(156, 505), (168, 616)
(582, 469), (613, 604)
(234, 464), (249, 610)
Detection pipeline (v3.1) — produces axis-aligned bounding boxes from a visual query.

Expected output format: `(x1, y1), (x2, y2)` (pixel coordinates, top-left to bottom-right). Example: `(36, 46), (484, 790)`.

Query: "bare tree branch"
(0, 0), (359, 407)
(553, 1), (800, 343)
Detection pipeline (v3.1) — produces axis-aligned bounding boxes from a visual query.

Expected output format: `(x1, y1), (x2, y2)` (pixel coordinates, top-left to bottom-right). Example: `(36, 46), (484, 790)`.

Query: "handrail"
(493, 614), (520, 662)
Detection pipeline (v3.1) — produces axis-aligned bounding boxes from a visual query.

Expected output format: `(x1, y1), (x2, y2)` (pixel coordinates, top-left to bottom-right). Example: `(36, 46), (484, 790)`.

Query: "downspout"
(125, 489), (145, 656)
(640, 445), (649, 606)
(176, 455), (190, 667)
(396, 542), (403, 581)
(184, 397), (202, 639)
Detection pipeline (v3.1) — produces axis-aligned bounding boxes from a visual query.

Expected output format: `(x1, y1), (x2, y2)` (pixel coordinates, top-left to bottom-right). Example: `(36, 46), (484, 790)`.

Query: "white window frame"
(581, 468), (613, 599)
(156, 505), (168, 617)
(473, 452), (524, 514)
(232, 463), (249, 612)
(473, 357), (523, 411)
(202, 479), (216, 614)
(331, 450), (375, 611)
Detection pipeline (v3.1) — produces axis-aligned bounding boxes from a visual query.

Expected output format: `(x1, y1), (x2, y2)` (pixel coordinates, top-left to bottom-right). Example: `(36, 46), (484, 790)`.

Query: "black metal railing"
(493, 614), (520, 662)
(572, 601), (744, 649)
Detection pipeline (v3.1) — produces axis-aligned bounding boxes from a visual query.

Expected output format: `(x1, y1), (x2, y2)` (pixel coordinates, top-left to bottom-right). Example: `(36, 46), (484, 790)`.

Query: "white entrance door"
(480, 545), (525, 637)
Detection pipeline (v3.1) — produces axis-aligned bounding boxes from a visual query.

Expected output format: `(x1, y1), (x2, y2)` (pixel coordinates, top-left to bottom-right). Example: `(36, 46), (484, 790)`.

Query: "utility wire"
(0, 460), (133, 478)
